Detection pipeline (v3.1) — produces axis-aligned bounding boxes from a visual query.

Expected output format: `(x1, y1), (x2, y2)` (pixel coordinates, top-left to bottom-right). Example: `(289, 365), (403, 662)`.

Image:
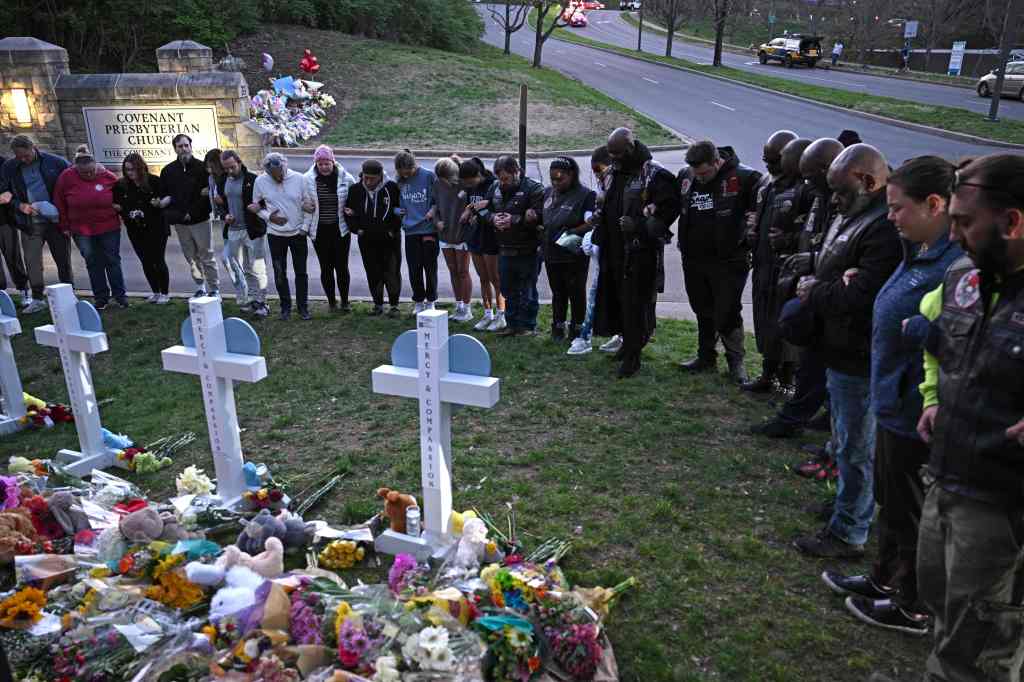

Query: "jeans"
(579, 253), (600, 341)
(173, 221), (218, 290)
(267, 233), (308, 312)
(360, 234), (402, 306)
(73, 230), (125, 304)
(314, 227), (351, 307)
(404, 234), (439, 303)
(826, 369), (876, 546)
(222, 230), (268, 304)
(126, 225), (169, 295)
(499, 252), (540, 331)
(22, 219), (72, 297)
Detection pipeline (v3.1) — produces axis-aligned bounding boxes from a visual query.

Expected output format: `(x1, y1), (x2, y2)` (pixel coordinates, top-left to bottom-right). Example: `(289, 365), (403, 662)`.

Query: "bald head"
(763, 130), (798, 176)
(828, 143), (890, 214)
(781, 138), (812, 180)
(607, 127), (635, 162)
(799, 138), (845, 191)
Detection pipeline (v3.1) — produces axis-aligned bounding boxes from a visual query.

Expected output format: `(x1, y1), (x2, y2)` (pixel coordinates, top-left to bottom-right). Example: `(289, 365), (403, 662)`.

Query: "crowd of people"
(1, 126), (1023, 679)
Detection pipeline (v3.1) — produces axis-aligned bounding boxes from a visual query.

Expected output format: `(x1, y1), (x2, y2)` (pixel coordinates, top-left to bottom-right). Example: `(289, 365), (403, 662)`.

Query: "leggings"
(313, 226), (351, 307)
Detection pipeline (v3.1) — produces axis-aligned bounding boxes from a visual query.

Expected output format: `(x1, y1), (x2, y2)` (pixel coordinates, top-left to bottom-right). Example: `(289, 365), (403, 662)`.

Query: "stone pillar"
(156, 41), (213, 74)
(0, 37), (69, 156)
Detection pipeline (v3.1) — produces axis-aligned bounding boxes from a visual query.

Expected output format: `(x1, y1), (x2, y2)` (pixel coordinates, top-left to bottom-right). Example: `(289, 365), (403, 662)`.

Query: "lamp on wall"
(10, 89), (32, 125)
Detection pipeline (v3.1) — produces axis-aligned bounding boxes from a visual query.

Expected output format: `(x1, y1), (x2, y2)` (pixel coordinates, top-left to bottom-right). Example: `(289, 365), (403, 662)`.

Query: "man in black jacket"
(220, 150), (269, 317)
(676, 140), (762, 382)
(794, 143), (901, 558)
(159, 134), (218, 297)
(346, 160), (403, 316)
(594, 128), (681, 378)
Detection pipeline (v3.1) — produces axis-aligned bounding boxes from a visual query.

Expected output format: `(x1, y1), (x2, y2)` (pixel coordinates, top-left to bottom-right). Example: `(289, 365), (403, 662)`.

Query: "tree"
(909, 0), (972, 70)
(490, 0), (531, 55)
(532, 0), (571, 68)
(647, 0), (690, 57)
(711, 0), (730, 66)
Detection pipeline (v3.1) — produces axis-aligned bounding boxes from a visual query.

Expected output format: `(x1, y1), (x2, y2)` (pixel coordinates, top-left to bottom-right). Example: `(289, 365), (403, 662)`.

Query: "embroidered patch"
(95, 184), (103, 191)
(954, 269), (981, 309)
(679, 178), (691, 195)
(723, 175), (740, 197)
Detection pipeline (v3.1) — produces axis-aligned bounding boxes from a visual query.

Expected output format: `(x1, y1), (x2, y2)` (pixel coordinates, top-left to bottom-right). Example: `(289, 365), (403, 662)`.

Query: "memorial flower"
(176, 465), (214, 496)
(0, 475), (20, 510)
(0, 586), (45, 626)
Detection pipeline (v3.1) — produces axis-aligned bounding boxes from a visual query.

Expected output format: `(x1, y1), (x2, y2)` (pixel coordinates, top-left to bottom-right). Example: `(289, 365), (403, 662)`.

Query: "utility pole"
(637, 3), (644, 52)
(518, 85), (528, 174)
(988, 0), (1021, 121)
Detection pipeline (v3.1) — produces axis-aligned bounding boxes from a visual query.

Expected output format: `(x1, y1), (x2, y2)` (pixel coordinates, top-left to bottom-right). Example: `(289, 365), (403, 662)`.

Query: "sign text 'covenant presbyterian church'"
(82, 105), (220, 167)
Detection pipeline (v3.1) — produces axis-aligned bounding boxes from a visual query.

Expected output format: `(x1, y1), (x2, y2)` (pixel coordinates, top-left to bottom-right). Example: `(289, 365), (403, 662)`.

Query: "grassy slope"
(231, 25), (675, 151)
(534, 12), (1024, 145)
(7, 299), (927, 681)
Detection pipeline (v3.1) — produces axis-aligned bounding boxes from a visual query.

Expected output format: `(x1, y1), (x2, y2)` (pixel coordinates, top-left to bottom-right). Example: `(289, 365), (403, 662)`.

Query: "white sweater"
(252, 169), (312, 237)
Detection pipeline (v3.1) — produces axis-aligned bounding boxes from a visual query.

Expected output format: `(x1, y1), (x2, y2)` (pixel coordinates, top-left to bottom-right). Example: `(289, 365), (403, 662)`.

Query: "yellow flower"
(257, 489), (269, 501)
(201, 624), (217, 643)
(0, 587), (46, 625)
(334, 601), (352, 640)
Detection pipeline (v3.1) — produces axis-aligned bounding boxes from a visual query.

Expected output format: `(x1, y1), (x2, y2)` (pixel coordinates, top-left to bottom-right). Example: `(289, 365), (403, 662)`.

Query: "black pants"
(546, 259), (588, 327)
(873, 425), (929, 612)
(606, 248), (658, 358)
(682, 257), (749, 360)
(23, 220), (72, 298)
(268, 233), (309, 312)
(0, 223), (27, 291)
(313, 227), (351, 307)
(405, 234), (439, 303)
(360, 234), (402, 306)
(126, 226), (169, 295)
(778, 345), (829, 426)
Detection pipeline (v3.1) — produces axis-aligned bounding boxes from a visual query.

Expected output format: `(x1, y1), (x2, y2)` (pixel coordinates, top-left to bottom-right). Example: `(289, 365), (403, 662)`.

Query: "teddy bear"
(187, 536), (284, 585)
(0, 508), (39, 562)
(47, 492), (91, 536)
(377, 487), (418, 535)
(118, 506), (191, 544)
(235, 508), (310, 555)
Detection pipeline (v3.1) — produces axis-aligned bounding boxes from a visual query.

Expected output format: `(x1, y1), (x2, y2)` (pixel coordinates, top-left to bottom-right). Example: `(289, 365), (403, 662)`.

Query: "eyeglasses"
(950, 170), (1024, 203)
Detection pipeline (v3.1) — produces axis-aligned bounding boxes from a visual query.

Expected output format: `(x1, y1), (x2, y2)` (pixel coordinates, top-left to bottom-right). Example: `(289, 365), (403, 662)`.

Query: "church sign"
(82, 105), (220, 167)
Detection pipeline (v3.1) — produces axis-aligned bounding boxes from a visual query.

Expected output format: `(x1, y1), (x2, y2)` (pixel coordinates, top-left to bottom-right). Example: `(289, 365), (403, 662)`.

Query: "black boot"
(678, 354), (717, 372)
(551, 322), (565, 341)
(777, 361), (797, 393)
(727, 356), (749, 384)
(721, 328), (747, 383)
(741, 359), (777, 393)
(618, 351), (642, 378)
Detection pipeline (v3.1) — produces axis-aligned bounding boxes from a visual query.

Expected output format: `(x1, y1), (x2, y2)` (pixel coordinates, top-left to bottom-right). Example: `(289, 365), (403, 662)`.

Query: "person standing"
(395, 151), (438, 314)
(675, 139), (762, 382)
(304, 145), (356, 313)
(159, 134), (218, 298)
(435, 156), (474, 322)
(793, 144), (901, 558)
(911, 154), (1024, 681)
(568, 146), (614, 356)
(595, 128), (681, 377)
(204, 149), (226, 221)
(346, 160), (402, 316)
(542, 156), (596, 341)
(113, 153), (170, 304)
(53, 146), (126, 310)
(831, 40), (843, 66)
(250, 153), (311, 320)
(0, 154), (28, 301)
(0, 135), (72, 314)
(459, 158), (505, 331)
(482, 155), (545, 337)
(220, 150), (269, 318)
(823, 156), (962, 637)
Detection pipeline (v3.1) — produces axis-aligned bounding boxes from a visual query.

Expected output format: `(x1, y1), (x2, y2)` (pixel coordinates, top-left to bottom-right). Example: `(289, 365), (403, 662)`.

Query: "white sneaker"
(474, 310), (495, 331)
(22, 299), (47, 314)
(20, 290), (32, 308)
(599, 335), (623, 353)
(237, 293), (249, 307)
(486, 311), (507, 332)
(145, 293), (160, 303)
(155, 294), (172, 305)
(427, 301), (436, 310)
(452, 303), (473, 322)
(414, 302), (426, 315)
(567, 337), (593, 355)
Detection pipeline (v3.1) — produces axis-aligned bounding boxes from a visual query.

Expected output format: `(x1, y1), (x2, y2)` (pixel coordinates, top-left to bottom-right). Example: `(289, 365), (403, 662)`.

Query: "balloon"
(299, 49), (321, 75)
(261, 53), (274, 73)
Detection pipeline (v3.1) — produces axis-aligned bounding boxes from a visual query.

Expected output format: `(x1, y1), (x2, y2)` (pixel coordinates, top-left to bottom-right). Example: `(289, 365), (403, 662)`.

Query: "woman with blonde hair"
(435, 155), (473, 321)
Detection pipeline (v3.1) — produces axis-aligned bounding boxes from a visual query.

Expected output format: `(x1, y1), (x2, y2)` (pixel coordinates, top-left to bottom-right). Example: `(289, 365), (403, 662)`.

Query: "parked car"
(580, 1), (605, 8)
(977, 61), (1024, 100)
(620, 1), (642, 8)
(757, 35), (823, 68)
(570, 11), (589, 27)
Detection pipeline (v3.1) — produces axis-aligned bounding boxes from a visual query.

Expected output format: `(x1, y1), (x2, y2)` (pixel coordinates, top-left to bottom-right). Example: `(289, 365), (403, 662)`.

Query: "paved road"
(578, 10), (1024, 121)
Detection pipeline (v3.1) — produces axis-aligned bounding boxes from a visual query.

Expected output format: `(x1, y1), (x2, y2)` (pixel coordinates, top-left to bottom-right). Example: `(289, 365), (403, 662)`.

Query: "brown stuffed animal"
(0, 508), (39, 562)
(377, 488), (418, 534)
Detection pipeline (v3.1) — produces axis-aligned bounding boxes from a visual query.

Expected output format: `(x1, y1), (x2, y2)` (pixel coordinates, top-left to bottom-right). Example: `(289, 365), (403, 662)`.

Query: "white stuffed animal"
(209, 565), (264, 622)
(453, 517), (489, 569)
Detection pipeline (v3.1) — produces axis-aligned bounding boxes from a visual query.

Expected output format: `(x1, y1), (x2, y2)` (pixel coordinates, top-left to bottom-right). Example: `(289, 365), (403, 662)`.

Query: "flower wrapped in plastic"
(473, 614), (542, 682)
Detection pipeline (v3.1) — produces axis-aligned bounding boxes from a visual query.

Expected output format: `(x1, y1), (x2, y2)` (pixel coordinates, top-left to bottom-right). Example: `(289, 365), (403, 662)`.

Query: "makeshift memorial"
(162, 296), (267, 508)
(0, 290), (26, 435)
(19, 394), (73, 430)
(371, 309), (500, 559)
(249, 75), (336, 146)
(34, 284), (125, 476)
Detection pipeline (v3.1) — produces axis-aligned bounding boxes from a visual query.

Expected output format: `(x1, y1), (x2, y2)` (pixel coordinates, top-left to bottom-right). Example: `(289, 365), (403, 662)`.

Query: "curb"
(275, 143), (689, 158)
(557, 39), (1024, 150)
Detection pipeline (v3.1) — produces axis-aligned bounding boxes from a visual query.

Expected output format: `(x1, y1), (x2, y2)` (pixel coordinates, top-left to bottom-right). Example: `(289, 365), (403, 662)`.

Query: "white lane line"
(710, 100), (736, 111)
(643, 77), (660, 84)
(595, 61), (608, 67)
(745, 61), (760, 65)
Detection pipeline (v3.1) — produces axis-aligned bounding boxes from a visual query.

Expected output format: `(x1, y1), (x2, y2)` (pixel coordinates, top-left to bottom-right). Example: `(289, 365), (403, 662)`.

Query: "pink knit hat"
(313, 145), (335, 162)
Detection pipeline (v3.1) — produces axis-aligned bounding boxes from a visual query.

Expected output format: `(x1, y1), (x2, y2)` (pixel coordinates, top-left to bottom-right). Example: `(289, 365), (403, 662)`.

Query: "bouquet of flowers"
(243, 486), (286, 511)
(175, 466), (214, 496)
(318, 540), (366, 570)
(0, 586), (46, 628)
(474, 614), (542, 682)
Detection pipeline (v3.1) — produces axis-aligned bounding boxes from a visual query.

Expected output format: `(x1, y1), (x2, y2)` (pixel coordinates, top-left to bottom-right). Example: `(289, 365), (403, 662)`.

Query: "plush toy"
(449, 509), (478, 536)
(209, 565), (264, 622)
(47, 492), (91, 536)
(453, 517), (489, 569)
(187, 536), (285, 585)
(276, 509), (312, 550)
(0, 509), (39, 562)
(235, 509), (287, 555)
(119, 507), (190, 544)
(377, 488), (418, 535)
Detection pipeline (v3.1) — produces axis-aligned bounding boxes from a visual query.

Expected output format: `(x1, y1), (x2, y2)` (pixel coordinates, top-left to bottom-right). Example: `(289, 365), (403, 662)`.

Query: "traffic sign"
(904, 20), (919, 38)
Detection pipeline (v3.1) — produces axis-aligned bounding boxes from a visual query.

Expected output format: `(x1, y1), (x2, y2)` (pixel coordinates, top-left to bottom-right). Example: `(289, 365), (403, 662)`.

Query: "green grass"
(230, 24), (676, 151)
(6, 298), (928, 680)
(535, 11), (1024, 145)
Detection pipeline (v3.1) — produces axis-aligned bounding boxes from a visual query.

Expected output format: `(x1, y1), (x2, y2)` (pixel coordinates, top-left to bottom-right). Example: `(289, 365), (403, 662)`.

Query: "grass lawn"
(230, 24), (676, 152)
(7, 298), (928, 680)
(534, 12), (1024, 145)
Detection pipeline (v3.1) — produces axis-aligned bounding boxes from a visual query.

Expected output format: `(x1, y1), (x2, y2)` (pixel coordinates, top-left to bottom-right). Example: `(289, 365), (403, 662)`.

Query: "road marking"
(710, 100), (736, 111)
(595, 61), (608, 67)
(745, 61), (760, 65)
(643, 77), (660, 84)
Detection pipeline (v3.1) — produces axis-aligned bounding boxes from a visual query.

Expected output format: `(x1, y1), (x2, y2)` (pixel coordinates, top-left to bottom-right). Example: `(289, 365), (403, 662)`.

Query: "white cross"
(371, 309), (500, 559)
(161, 296), (267, 508)
(0, 291), (26, 436)
(33, 284), (124, 475)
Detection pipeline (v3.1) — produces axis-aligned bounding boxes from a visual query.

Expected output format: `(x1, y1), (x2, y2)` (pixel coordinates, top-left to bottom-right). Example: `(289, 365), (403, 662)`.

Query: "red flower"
(268, 489), (284, 502)
(528, 656), (542, 672)
(118, 554), (134, 574)
(338, 647), (360, 668)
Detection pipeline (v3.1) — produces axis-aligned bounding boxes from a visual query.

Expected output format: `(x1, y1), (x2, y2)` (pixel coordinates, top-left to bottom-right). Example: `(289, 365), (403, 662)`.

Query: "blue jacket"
(870, 233), (962, 438)
(0, 151), (70, 231)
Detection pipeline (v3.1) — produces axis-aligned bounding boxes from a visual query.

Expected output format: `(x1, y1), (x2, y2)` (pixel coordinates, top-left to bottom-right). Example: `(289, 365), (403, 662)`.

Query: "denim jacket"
(870, 232), (963, 438)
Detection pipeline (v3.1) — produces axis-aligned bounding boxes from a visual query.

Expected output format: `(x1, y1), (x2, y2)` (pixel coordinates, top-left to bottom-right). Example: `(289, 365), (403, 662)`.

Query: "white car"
(977, 61), (1024, 100)
(620, 1), (641, 9)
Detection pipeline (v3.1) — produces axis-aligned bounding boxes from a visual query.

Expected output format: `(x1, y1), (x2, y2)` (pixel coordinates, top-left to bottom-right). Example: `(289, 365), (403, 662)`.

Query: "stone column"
(156, 41), (213, 74)
(0, 37), (69, 156)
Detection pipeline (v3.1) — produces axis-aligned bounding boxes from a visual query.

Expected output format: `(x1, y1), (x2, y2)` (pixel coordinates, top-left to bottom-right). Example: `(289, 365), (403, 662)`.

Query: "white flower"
(417, 626), (450, 655)
(243, 637), (261, 659)
(422, 645), (454, 672)
(401, 632), (421, 663)
(373, 655), (401, 682)
(176, 465), (214, 496)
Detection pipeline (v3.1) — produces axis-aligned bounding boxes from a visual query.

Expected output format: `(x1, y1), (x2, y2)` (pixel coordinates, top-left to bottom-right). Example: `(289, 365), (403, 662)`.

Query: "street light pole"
(988, 0), (1021, 122)
(637, 3), (644, 52)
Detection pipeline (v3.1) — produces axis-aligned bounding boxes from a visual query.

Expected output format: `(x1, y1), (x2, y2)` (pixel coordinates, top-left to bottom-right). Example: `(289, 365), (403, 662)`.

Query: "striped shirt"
(316, 172), (339, 227)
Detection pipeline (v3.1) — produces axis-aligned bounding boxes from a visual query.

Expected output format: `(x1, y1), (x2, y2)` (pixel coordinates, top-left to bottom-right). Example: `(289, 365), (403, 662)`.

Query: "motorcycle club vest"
(929, 256), (1024, 506)
(677, 166), (750, 259)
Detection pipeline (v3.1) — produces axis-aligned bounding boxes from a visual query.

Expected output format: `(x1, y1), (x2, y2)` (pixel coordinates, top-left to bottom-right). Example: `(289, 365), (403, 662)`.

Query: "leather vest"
(677, 162), (758, 260)
(542, 185), (592, 263)
(930, 256), (1024, 506)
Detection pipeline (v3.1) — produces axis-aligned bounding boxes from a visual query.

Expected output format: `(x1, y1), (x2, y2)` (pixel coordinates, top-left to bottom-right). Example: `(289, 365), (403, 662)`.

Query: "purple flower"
(388, 553), (418, 593)
(0, 476), (20, 511)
